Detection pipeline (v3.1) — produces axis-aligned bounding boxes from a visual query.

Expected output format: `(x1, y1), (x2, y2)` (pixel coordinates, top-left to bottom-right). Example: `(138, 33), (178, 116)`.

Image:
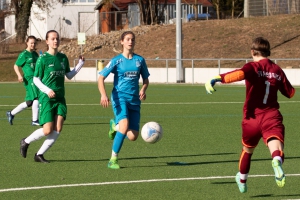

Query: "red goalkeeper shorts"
(241, 109), (284, 148)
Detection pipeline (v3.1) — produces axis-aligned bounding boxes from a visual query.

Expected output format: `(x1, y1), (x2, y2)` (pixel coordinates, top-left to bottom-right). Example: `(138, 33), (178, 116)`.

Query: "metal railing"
(73, 58), (300, 83)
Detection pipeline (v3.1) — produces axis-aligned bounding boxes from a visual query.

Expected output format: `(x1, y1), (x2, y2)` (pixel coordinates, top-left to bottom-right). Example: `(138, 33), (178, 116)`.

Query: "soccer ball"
(141, 122), (163, 144)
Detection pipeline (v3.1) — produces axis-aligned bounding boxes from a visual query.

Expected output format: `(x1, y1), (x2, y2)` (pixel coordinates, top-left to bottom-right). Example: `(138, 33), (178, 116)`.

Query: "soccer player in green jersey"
(6, 35), (40, 126)
(19, 30), (85, 163)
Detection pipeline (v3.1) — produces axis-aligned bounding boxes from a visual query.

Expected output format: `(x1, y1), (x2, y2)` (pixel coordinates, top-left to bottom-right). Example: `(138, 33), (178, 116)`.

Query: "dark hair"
(45, 30), (59, 50)
(251, 37), (271, 57)
(25, 35), (37, 50)
(26, 35), (36, 42)
(120, 31), (135, 41)
(46, 30), (59, 40)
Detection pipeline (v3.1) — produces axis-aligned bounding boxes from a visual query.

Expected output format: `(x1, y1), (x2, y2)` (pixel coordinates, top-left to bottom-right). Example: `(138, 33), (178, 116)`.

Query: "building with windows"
(95, 0), (213, 33)
(5, 0), (100, 39)
(4, 0), (213, 39)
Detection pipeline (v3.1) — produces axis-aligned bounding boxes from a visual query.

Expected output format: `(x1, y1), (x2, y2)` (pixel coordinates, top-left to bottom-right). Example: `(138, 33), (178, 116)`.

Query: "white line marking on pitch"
(0, 174), (299, 193)
(1, 101), (299, 107)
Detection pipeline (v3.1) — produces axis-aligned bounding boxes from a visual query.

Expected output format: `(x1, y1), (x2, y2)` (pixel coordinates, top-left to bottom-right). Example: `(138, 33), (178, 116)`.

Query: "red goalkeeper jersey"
(221, 58), (295, 118)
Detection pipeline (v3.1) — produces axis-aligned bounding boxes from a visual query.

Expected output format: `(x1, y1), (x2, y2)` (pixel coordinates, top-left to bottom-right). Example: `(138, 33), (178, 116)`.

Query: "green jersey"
(34, 52), (71, 102)
(15, 50), (39, 81)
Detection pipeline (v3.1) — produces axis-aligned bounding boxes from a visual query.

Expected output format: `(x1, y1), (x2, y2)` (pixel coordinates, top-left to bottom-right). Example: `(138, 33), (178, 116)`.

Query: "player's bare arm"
(98, 75), (110, 108)
(13, 65), (23, 82)
(139, 78), (149, 100)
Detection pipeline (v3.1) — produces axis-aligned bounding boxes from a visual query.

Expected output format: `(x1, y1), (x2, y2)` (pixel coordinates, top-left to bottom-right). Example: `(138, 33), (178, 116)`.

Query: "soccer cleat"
(6, 111), (14, 125)
(272, 159), (285, 187)
(235, 172), (247, 193)
(34, 153), (50, 163)
(108, 119), (117, 140)
(31, 120), (40, 126)
(108, 158), (120, 169)
(20, 138), (29, 158)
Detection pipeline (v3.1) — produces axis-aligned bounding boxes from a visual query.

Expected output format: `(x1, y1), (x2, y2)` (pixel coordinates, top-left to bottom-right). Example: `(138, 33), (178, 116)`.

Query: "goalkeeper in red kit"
(205, 37), (295, 193)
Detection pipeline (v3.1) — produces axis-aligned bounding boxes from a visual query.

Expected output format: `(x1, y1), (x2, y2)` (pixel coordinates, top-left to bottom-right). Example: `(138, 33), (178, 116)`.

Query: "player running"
(98, 31), (150, 169)
(6, 35), (40, 126)
(205, 37), (295, 193)
(19, 30), (85, 163)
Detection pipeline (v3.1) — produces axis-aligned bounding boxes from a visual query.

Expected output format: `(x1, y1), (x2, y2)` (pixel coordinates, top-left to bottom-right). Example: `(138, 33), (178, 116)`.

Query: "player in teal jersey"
(6, 35), (40, 126)
(19, 30), (85, 163)
(98, 31), (150, 169)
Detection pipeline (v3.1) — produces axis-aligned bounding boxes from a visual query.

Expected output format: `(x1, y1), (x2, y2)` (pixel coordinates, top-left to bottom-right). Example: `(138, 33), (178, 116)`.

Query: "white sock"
(274, 156), (283, 164)
(32, 100), (39, 121)
(115, 124), (119, 131)
(37, 131), (60, 155)
(111, 150), (118, 158)
(11, 102), (28, 116)
(24, 128), (45, 144)
(239, 173), (248, 180)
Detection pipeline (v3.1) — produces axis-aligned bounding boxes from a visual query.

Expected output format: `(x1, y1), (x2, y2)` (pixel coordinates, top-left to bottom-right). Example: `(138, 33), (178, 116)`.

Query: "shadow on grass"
(124, 152), (236, 161)
(63, 122), (103, 126)
(49, 155), (300, 165)
(165, 156), (300, 167)
(49, 153), (236, 163)
(251, 194), (300, 198)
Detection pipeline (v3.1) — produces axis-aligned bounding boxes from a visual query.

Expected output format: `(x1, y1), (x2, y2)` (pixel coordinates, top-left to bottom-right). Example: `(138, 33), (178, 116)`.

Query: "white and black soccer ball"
(141, 122), (163, 144)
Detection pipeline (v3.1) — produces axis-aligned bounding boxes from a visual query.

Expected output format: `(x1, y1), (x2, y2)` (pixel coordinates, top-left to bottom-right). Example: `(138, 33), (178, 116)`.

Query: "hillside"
(65, 14), (300, 60)
(1, 14), (300, 81)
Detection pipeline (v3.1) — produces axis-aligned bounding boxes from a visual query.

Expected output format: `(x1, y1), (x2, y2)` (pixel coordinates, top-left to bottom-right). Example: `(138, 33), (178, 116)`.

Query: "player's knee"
(43, 129), (52, 136)
(26, 100), (33, 107)
(127, 130), (138, 141)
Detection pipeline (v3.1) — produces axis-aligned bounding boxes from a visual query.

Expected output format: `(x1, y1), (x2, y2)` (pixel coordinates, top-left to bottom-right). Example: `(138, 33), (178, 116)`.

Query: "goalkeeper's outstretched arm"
(205, 70), (245, 94)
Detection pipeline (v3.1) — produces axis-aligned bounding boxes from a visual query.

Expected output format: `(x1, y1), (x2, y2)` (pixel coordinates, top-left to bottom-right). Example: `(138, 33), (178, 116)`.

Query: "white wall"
(40, 3), (99, 39)
(69, 67), (300, 86)
(4, 14), (15, 35)
(5, 1), (99, 39)
(29, 4), (47, 39)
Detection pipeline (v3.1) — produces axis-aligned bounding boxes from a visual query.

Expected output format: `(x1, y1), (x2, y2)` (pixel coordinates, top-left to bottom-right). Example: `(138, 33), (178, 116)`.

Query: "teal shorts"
(39, 99), (67, 126)
(111, 98), (140, 131)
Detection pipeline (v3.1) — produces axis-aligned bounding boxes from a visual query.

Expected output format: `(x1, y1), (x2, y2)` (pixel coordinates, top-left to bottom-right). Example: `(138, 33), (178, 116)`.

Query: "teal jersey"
(15, 50), (39, 81)
(34, 52), (70, 102)
(99, 53), (150, 104)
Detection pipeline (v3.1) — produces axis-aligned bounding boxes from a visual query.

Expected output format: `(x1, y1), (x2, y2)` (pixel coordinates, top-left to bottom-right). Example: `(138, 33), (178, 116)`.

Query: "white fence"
(70, 58), (300, 85)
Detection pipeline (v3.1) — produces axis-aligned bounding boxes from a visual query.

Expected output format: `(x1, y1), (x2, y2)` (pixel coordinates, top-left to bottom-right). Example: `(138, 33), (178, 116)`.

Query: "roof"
(95, 0), (213, 11)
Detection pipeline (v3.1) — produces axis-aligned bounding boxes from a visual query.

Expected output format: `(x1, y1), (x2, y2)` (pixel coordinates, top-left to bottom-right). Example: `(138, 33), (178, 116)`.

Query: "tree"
(13, 0), (33, 42)
(228, 0), (243, 18)
(8, 0), (57, 42)
(211, 0), (243, 19)
(136, 0), (167, 25)
(211, 0), (224, 19)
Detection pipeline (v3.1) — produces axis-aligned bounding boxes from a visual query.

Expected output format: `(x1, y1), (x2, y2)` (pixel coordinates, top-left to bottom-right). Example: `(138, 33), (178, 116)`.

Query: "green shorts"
(24, 78), (38, 101)
(39, 100), (67, 125)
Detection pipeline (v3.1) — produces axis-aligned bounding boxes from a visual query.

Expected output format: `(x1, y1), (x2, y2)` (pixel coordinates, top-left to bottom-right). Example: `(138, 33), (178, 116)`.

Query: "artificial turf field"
(0, 82), (300, 200)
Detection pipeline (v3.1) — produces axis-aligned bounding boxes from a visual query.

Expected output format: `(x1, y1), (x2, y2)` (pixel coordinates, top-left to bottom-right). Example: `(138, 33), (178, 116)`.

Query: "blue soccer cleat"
(6, 111), (14, 125)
